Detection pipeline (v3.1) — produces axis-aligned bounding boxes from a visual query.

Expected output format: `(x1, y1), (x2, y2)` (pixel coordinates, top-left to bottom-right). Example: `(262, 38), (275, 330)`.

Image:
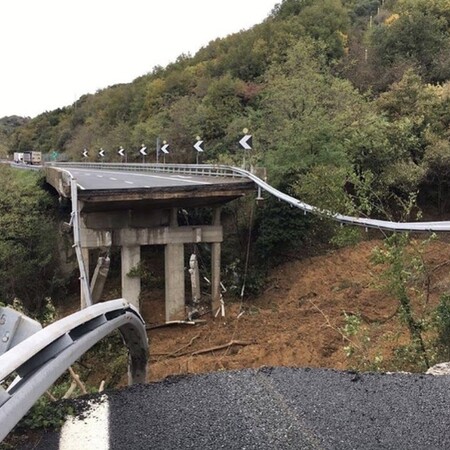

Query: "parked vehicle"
(13, 152), (24, 163)
(22, 151), (42, 165)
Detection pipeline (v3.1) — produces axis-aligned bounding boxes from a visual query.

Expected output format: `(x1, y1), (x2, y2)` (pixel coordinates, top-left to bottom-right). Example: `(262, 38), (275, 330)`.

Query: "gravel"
(18, 367), (450, 449)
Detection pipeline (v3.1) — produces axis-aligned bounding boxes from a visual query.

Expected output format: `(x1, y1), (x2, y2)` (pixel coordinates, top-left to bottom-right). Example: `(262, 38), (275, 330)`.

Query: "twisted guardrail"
(50, 162), (450, 232)
(0, 300), (148, 442)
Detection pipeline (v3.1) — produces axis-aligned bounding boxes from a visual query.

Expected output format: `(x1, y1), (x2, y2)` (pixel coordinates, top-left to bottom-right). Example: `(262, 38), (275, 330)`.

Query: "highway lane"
(65, 168), (232, 191)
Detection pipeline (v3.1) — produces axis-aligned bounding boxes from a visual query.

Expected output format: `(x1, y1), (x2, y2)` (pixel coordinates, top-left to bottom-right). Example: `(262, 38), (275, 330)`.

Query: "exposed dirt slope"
(144, 237), (450, 382)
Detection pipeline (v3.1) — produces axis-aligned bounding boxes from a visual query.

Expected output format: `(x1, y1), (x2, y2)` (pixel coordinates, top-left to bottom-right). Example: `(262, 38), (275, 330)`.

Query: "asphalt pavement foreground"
(14, 367), (450, 449)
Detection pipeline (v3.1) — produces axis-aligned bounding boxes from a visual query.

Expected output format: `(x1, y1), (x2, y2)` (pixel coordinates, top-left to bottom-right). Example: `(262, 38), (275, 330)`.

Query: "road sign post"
(239, 129), (252, 169)
(156, 137), (161, 164)
(118, 146), (127, 163)
(140, 144), (147, 163)
(194, 137), (204, 165)
(161, 141), (169, 164)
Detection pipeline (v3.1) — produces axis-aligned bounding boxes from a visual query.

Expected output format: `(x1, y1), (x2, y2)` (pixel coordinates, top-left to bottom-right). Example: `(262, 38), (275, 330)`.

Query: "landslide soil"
(139, 237), (450, 383)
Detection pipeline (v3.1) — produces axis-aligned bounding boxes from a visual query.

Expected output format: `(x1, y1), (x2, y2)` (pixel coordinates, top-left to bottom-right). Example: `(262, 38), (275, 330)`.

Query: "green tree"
(371, 233), (433, 370)
(369, 0), (450, 83)
(258, 39), (365, 186)
(297, 0), (349, 60)
(422, 138), (450, 213)
(0, 167), (62, 311)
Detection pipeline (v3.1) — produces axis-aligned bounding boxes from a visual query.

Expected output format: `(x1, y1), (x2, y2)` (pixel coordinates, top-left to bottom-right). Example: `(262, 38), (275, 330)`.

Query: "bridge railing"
(47, 162), (245, 178)
(0, 299), (148, 442)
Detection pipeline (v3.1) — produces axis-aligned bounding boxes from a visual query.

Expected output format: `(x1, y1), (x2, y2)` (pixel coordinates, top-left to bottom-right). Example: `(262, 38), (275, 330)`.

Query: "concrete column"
(90, 256), (110, 303)
(121, 245), (141, 310)
(211, 207), (222, 316)
(80, 248), (90, 309)
(165, 207), (185, 321)
(165, 244), (185, 321)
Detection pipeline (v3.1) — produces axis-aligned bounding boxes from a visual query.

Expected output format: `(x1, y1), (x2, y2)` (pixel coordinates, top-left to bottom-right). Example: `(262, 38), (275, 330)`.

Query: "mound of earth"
(140, 237), (450, 383)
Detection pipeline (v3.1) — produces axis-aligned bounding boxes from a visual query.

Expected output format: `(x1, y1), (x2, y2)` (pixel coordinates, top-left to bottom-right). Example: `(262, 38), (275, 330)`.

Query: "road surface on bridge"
(68, 167), (236, 191)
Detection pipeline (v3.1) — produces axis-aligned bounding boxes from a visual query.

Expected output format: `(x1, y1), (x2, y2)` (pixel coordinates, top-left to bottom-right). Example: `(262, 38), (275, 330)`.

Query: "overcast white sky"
(0, 0), (279, 118)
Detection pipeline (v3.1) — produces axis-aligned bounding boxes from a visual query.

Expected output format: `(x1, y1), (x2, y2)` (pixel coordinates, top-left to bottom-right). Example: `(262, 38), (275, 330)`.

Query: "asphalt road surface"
(66, 168), (238, 191)
(16, 367), (450, 449)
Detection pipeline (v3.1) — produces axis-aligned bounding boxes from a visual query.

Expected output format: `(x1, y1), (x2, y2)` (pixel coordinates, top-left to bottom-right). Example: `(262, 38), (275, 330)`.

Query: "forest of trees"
(3, 0), (450, 289)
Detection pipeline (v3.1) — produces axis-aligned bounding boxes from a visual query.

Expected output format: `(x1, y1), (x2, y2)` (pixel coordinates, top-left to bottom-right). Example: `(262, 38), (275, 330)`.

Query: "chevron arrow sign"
(194, 140), (204, 152)
(239, 134), (252, 150)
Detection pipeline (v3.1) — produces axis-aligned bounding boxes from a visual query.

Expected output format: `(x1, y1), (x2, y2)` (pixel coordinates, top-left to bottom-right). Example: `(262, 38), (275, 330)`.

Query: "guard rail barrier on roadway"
(0, 300), (148, 442)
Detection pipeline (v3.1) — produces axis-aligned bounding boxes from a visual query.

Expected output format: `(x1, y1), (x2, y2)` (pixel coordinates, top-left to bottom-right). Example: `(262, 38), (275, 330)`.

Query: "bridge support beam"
(121, 245), (141, 310)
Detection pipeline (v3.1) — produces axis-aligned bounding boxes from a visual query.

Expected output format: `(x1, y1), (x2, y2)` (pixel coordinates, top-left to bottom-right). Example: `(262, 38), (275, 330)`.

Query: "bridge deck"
(46, 165), (255, 211)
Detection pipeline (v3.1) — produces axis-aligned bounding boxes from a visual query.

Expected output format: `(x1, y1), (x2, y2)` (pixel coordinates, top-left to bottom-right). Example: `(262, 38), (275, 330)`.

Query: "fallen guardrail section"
(0, 299), (148, 442)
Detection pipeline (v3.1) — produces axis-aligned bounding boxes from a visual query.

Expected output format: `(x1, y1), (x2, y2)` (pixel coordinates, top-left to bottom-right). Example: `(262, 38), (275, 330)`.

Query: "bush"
(0, 167), (63, 311)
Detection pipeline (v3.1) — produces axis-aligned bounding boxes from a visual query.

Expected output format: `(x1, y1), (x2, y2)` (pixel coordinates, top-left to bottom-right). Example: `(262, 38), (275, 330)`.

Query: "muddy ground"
(131, 237), (450, 383)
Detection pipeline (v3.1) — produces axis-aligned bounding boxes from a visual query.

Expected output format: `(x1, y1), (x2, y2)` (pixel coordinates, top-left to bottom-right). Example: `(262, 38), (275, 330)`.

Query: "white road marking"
(110, 177), (117, 181)
(124, 181), (134, 184)
(77, 183), (85, 190)
(143, 173), (210, 184)
(60, 395), (109, 450)
(96, 175), (104, 178)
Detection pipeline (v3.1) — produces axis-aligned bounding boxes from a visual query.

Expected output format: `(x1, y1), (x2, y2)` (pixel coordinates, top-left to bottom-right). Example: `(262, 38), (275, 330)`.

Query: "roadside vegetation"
(0, 166), (69, 312)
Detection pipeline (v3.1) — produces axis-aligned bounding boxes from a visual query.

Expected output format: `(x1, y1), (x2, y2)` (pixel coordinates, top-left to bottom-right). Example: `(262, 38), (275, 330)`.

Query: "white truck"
(13, 152), (24, 163)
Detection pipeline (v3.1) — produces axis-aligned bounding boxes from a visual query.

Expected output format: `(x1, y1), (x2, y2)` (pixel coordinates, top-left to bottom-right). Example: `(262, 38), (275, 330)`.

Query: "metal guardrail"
(9, 162), (42, 172)
(50, 162), (450, 232)
(0, 299), (148, 442)
(68, 172), (93, 307)
(48, 162), (244, 178)
(231, 167), (450, 232)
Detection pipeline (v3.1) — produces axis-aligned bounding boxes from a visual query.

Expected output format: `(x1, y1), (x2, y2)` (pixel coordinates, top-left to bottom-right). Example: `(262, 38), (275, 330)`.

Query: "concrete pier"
(78, 206), (224, 321)
(121, 245), (141, 310)
(164, 243), (185, 321)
